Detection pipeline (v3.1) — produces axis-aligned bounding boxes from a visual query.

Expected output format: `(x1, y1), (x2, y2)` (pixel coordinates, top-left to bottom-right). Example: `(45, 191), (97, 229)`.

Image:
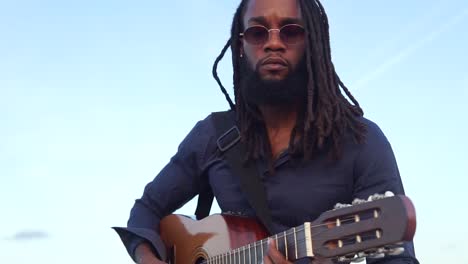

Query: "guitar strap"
(195, 110), (275, 234)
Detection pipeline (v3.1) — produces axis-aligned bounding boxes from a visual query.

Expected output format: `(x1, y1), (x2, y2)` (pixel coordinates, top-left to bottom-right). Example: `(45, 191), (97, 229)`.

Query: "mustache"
(255, 55), (290, 71)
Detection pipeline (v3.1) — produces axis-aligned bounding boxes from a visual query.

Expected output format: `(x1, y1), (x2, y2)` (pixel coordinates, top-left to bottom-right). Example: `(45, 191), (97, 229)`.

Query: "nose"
(263, 29), (286, 52)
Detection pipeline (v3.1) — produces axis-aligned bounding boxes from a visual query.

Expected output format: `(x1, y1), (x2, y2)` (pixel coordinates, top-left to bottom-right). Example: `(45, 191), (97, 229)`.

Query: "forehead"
(243, 0), (302, 27)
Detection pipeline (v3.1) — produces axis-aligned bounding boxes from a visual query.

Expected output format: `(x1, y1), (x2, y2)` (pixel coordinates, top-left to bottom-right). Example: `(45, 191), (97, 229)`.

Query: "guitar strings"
(202, 215), (363, 263)
(222, 214), (363, 253)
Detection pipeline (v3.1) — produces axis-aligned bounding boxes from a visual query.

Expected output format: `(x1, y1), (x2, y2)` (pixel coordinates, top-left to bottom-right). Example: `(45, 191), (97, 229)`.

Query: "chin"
(261, 73), (288, 82)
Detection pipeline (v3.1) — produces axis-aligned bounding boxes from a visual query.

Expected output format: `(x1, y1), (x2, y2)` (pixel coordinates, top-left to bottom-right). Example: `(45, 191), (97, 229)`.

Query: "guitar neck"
(206, 223), (313, 263)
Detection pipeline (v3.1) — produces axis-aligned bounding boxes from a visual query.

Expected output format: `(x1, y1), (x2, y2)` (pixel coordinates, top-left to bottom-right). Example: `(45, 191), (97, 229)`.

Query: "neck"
(258, 104), (299, 158)
(259, 104), (298, 130)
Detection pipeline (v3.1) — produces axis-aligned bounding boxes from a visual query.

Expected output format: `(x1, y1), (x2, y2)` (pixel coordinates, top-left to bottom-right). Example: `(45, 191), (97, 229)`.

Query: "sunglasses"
(240, 24), (306, 46)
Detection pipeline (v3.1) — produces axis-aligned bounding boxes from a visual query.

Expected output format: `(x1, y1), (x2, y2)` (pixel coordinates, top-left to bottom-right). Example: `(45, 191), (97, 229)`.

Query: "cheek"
(295, 43), (306, 58)
(243, 45), (261, 68)
(291, 45), (306, 67)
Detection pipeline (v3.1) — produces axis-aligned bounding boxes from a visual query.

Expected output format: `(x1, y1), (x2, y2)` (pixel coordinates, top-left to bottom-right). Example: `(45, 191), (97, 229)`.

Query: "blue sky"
(0, 0), (467, 263)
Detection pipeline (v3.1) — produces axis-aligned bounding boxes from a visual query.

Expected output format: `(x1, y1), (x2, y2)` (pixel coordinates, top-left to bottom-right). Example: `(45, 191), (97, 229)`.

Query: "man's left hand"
(264, 239), (333, 264)
(263, 239), (292, 264)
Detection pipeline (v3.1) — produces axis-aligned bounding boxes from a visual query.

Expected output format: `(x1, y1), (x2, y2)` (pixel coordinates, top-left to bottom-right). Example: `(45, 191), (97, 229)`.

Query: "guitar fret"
(284, 231), (288, 260)
(247, 244), (252, 264)
(293, 227), (298, 259)
(254, 242), (257, 263)
(239, 246), (243, 264)
(242, 247), (245, 264)
(260, 239), (264, 261)
(275, 234), (279, 250)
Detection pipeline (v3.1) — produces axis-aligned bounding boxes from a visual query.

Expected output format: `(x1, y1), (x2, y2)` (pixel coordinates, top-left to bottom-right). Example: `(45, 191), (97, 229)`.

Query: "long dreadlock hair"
(212, 0), (366, 163)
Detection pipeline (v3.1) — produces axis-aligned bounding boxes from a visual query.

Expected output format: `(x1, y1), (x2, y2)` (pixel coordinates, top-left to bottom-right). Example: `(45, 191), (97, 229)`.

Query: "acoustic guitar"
(160, 193), (416, 263)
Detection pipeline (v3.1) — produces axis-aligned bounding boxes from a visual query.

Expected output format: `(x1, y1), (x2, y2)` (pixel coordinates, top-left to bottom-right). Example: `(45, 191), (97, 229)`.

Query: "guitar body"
(160, 214), (268, 264)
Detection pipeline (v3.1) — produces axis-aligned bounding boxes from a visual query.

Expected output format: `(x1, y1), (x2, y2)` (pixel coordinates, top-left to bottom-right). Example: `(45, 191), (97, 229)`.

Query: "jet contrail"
(353, 8), (468, 90)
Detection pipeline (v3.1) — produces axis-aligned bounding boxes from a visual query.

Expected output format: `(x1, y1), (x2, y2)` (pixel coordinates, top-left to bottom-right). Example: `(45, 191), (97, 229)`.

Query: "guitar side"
(160, 214), (269, 264)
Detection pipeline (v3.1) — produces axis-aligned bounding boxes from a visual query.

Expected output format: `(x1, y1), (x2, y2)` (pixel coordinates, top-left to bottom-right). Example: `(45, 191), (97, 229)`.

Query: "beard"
(240, 57), (308, 108)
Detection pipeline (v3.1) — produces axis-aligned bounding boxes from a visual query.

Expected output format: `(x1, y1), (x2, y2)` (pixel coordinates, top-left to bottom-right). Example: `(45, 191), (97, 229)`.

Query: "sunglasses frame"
(239, 24), (306, 46)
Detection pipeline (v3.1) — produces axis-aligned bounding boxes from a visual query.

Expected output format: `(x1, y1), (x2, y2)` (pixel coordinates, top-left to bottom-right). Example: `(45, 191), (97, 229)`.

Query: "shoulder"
(352, 116), (397, 164)
(351, 118), (405, 198)
(178, 110), (235, 159)
(186, 110), (235, 139)
(358, 116), (391, 148)
(341, 117), (394, 161)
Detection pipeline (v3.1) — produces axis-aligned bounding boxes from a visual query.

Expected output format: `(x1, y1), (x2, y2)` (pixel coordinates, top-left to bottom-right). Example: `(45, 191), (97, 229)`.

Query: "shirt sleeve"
(353, 120), (419, 264)
(112, 116), (215, 262)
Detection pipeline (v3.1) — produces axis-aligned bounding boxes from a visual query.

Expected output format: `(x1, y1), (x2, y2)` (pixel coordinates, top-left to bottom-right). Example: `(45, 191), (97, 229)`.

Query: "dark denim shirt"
(113, 113), (419, 264)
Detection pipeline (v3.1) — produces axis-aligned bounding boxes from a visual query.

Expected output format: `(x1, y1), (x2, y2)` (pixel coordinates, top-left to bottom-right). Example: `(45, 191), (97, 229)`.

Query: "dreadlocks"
(212, 0), (366, 163)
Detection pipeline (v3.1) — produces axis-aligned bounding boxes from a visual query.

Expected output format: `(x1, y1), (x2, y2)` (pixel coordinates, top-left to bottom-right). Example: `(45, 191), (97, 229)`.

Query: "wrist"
(135, 243), (159, 263)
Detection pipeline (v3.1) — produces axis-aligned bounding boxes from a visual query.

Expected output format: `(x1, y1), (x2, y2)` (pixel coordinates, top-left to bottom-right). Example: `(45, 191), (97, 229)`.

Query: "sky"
(0, 0), (467, 263)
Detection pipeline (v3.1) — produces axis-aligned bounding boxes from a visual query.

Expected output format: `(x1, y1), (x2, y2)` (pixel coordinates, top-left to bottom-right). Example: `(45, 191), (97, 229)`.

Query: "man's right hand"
(135, 243), (167, 264)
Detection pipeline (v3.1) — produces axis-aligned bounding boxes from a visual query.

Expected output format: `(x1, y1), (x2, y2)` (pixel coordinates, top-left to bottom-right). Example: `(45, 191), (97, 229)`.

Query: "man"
(114, 0), (419, 263)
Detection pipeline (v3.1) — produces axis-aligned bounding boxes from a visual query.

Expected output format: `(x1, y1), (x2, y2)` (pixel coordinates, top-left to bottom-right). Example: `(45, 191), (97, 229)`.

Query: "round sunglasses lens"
(280, 25), (305, 44)
(244, 27), (268, 45)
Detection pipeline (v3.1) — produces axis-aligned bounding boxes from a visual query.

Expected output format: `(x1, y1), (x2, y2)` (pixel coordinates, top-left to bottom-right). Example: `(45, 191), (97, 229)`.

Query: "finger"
(263, 254), (273, 264)
(267, 238), (289, 264)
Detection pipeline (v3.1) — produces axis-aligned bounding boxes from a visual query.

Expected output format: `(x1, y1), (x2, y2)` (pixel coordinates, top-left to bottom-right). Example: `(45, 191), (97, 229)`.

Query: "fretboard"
(204, 223), (313, 263)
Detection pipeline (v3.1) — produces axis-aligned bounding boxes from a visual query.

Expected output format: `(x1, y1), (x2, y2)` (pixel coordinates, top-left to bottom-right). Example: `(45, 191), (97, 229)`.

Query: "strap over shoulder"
(195, 110), (275, 234)
(212, 110), (240, 152)
(195, 110), (237, 220)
